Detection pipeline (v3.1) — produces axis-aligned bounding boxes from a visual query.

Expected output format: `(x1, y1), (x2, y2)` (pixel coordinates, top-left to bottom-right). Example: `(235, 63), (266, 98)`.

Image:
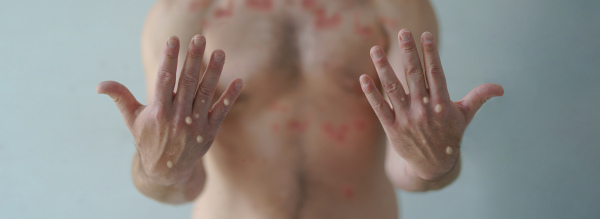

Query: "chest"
(201, 0), (388, 98)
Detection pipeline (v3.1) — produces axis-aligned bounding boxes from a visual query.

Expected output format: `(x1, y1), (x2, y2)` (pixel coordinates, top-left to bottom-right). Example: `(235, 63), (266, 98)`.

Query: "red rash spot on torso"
(354, 13), (374, 37)
(322, 123), (349, 144)
(342, 185), (355, 200)
(269, 103), (289, 113)
(271, 123), (281, 132)
(188, 0), (209, 12)
(287, 119), (308, 133)
(245, 0), (273, 11)
(214, 0), (234, 18)
(314, 8), (342, 30)
(301, 0), (316, 9)
(354, 119), (366, 131)
(380, 17), (398, 29)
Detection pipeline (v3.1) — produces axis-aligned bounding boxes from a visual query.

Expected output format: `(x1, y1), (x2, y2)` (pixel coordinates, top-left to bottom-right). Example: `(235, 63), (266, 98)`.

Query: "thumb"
(458, 83), (504, 123)
(97, 81), (142, 128)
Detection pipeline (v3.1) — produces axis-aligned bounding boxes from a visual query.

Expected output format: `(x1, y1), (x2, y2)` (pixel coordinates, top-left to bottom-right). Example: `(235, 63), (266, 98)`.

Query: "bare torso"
(141, 0), (437, 218)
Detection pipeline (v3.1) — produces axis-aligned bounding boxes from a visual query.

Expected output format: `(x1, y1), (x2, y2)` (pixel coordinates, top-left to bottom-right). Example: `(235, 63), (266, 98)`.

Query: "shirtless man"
(96, 0), (504, 218)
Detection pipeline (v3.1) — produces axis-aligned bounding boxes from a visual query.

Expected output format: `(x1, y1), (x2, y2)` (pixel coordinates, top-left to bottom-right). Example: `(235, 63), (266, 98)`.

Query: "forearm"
(385, 143), (461, 192)
(131, 151), (206, 204)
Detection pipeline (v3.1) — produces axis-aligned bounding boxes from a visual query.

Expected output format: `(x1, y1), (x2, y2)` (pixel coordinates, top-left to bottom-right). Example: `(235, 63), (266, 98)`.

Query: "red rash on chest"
(271, 123), (281, 132)
(301, 0), (316, 9)
(213, 0), (234, 18)
(314, 8), (342, 30)
(287, 119), (309, 133)
(322, 123), (349, 144)
(342, 184), (355, 200)
(269, 103), (289, 113)
(353, 13), (374, 36)
(188, 0), (209, 12)
(353, 119), (367, 131)
(245, 0), (273, 11)
(380, 16), (398, 29)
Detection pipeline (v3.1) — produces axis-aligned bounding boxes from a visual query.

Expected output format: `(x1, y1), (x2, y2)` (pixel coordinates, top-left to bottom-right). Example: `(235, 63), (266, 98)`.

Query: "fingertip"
(486, 83), (505, 97)
(96, 81), (117, 94)
(234, 78), (244, 90)
(359, 74), (371, 85)
(496, 84), (505, 96)
(167, 36), (179, 48)
(422, 31), (434, 44)
(398, 29), (411, 41)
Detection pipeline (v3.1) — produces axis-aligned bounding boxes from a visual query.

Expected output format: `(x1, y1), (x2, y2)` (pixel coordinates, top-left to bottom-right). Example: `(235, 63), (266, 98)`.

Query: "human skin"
(96, 0), (504, 218)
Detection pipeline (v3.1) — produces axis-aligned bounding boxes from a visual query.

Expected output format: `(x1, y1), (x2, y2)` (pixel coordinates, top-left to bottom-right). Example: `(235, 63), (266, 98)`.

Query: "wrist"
(134, 152), (195, 186)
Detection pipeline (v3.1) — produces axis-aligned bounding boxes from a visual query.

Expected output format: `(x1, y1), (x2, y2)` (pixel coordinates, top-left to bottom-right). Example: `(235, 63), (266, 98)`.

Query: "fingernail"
(235, 79), (243, 90)
(400, 30), (411, 41)
(167, 37), (177, 48)
(193, 37), (205, 47)
(371, 47), (382, 59)
(423, 32), (433, 43)
(214, 52), (224, 62)
(360, 75), (369, 85)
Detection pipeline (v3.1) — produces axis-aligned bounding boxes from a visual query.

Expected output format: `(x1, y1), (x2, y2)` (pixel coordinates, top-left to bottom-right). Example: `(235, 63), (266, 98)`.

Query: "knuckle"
(413, 108), (428, 122)
(197, 85), (213, 97)
(179, 74), (197, 86)
(372, 102), (387, 112)
(429, 65), (444, 76)
(406, 66), (424, 78)
(424, 43), (436, 53)
(157, 70), (173, 82)
(383, 81), (400, 93)
(401, 43), (415, 53)
(374, 58), (389, 69)
(208, 62), (224, 71)
(189, 50), (203, 60)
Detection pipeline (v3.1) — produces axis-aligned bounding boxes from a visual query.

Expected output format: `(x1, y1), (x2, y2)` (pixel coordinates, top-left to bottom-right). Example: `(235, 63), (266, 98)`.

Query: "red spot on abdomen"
(287, 119), (308, 133)
(322, 123), (349, 144)
(342, 185), (355, 200)
(380, 17), (398, 29)
(214, 0), (234, 18)
(301, 0), (316, 9)
(271, 123), (281, 132)
(314, 8), (342, 30)
(188, 0), (209, 12)
(354, 13), (373, 37)
(354, 119), (367, 131)
(269, 103), (289, 113)
(246, 0), (273, 11)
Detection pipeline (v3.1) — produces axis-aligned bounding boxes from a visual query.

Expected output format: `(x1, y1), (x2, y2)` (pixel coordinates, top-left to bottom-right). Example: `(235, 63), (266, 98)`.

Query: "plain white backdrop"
(1, 0), (599, 218)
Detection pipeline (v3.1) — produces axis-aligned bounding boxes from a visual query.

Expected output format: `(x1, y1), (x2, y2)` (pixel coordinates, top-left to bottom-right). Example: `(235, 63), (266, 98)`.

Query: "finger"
(193, 50), (226, 115)
(174, 35), (206, 115)
(154, 36), (180, 106)
(398, 29), (429, 104)
(208, 79), (244, 127)
(96, 81), (143, 129)
(459, 83), (504, 123)
(360, 74), (395, 125)
(421, 32), (450, 102)
(370, 46), (408, 111)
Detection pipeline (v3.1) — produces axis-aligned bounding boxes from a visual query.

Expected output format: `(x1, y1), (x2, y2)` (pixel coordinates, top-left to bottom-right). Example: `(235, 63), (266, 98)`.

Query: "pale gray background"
(1, 0), (599, 218)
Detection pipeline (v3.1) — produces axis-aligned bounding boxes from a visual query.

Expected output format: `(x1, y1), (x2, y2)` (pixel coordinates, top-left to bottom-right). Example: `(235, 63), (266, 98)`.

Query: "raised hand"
(360, 30), (504, 180)
(96, 35), (243, 184)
